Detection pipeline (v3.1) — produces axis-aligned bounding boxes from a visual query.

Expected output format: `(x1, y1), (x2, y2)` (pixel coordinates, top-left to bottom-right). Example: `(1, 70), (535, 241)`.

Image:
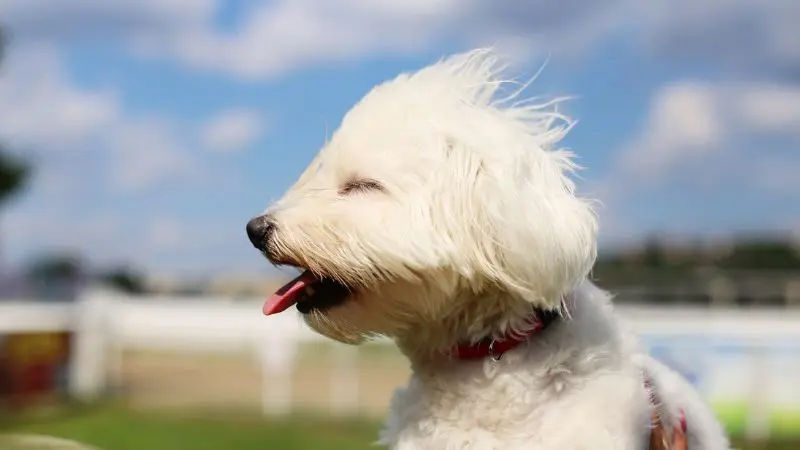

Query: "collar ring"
(488, 340), (502, 361)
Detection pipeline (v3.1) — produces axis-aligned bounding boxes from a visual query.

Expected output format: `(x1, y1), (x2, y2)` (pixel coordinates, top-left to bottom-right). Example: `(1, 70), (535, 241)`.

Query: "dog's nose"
(246, 215), (275, 251)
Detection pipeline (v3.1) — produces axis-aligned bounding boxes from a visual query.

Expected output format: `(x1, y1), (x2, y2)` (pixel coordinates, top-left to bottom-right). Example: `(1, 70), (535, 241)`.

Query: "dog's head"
(247, 49), (597, 350)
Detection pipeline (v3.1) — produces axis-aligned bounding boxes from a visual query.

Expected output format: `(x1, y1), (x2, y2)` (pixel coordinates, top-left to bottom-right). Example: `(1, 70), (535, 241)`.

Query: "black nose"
(246, 215), (275, 251)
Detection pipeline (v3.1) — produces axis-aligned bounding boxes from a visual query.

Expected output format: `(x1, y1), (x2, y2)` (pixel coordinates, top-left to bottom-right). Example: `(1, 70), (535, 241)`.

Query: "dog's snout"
(246, 215), (276, 251)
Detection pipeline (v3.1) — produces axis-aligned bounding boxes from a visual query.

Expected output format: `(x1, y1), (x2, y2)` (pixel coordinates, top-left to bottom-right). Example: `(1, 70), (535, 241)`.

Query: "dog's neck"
(448, 308), (559, 360)
(394, 291), (566, 366)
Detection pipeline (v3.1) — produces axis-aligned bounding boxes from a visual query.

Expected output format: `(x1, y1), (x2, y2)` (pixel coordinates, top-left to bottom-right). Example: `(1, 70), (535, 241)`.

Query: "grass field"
(4, 406), (377, 450)
(1, 406), (798, 450)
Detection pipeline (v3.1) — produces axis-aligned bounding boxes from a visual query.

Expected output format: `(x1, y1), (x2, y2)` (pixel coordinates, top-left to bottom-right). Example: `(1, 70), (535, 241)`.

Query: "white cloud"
(106, 118), (198, 192)
(612, 81), (800, 185)
(148, 0), (459, 80)
(618, 82), (723, 181)
(201, 109), (264, 153)
(734, 85), (800, 134)
(0, 46), (119, 152)
(0, 44), (200, 193)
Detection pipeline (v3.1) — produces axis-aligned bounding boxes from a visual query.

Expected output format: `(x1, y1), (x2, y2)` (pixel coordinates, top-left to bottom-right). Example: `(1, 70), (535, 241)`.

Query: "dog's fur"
(259, 49), (730, 449)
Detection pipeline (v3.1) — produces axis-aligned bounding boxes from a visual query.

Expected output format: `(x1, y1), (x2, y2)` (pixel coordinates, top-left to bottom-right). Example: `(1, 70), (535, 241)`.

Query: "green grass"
(1, 405), (798, 450)
(714, 402), (800, 438)
(2, 406), (378, 450)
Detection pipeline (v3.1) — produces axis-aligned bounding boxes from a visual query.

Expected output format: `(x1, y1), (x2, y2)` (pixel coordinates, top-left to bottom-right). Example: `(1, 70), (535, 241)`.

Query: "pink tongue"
(263, 271), (317, 316)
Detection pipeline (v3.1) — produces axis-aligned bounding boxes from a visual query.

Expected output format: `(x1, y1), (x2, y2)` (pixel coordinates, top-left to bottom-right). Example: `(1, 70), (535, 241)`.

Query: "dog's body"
(379, 281), (728, 449)
(247, 48), (730, 449)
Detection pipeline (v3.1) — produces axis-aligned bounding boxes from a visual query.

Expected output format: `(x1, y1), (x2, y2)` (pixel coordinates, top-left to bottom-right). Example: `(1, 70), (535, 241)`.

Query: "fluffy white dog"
(246, 48), (730, 450)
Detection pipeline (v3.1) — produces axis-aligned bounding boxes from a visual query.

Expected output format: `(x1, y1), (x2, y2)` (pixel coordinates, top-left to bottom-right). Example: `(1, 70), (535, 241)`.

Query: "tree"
(97, 266), (147, 294)
(26, 254), (84, 282)
(640, 235), (665, 268)
(0, 151), (30, 206)
(0, 26), (33, 271)
(718, 239), (800, 270)
(0, 27), (30, 207)
(24, 253), (85, 301)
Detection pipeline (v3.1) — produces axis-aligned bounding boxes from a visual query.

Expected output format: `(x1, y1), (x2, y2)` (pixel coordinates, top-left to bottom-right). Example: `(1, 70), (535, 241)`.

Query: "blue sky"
(0, 0), (798, 277)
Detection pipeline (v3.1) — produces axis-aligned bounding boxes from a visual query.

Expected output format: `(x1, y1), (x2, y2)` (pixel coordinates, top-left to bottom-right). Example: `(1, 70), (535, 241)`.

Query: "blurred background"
(0, 1), (798, 449)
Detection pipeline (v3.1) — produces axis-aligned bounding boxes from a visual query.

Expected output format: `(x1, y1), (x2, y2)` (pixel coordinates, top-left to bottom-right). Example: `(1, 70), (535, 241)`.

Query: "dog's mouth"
(263, 269), (351, 316)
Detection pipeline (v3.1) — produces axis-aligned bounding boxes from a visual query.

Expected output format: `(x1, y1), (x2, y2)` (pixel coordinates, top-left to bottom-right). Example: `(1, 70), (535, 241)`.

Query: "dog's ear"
(447, 140), (597, 308)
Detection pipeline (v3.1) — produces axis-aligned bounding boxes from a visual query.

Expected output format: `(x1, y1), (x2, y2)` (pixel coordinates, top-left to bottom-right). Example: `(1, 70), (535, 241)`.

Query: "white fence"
(2, 287), (800, 439)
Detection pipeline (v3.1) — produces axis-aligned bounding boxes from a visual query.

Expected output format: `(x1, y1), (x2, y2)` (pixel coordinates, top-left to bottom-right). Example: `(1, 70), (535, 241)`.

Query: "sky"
(0, 0), (798, 278)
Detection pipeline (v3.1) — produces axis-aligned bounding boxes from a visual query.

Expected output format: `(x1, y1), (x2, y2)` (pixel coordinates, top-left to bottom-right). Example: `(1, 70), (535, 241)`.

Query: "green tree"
(26, 254), (84, 282)
(0, 27), (33, 268)
(98, 266), (147, 294)
(718, 239), (800, 270)
(0, 150), (30, 206)
(640, 235), (665, 268)
(24, 253), (84, 301)
(0, 27), (30, 206)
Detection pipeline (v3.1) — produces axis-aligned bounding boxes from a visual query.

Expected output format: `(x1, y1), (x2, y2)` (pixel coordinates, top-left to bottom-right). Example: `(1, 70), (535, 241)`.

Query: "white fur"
(262, 48), (730, 449)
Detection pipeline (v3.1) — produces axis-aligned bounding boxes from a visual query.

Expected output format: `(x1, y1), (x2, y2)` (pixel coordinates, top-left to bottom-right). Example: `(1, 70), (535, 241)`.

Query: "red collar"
(449, 309), (559, 361)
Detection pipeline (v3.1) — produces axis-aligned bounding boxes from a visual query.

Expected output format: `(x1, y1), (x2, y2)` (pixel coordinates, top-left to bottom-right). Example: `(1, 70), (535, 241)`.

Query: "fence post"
(786, 280), (800, 307)
(744, 343), (771, 441)
(68, 288), (114, 403)
(257, 327), (298, 416)
(707, 276), (736, 307)
(330, 344), (359, 415)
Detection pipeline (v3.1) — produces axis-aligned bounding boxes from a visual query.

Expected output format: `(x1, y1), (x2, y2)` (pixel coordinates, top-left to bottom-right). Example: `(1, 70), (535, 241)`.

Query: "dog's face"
(248, 49), (597, 348)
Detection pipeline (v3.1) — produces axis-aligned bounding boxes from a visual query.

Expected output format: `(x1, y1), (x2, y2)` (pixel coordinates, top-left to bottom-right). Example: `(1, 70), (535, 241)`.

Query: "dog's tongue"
(263, 271), (317, 316)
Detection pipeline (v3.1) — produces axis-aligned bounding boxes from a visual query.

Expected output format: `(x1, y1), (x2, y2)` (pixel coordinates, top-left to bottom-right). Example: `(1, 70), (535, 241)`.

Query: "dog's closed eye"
(339, 177), (384, 196)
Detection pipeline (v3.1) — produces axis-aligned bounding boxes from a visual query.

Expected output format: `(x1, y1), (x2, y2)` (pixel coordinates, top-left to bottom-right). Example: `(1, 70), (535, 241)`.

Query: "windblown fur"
(259, 48), (730, 449)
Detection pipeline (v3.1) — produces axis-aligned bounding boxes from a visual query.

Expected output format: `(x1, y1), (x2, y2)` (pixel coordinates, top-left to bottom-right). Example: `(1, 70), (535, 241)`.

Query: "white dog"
(246, 48), (730, 450)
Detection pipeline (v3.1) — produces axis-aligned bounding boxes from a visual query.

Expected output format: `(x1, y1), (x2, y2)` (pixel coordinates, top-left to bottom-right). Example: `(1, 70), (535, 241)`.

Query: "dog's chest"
(378, 363), (650, 450)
